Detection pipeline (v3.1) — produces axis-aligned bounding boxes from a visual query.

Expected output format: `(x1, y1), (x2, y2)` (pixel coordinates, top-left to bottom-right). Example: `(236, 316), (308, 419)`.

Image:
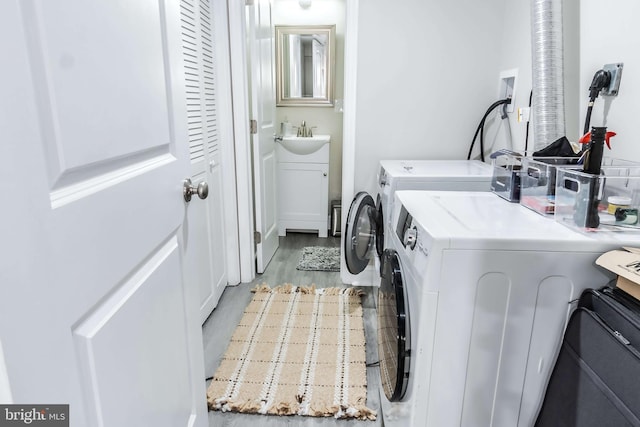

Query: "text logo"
(0, 405), (68, 426)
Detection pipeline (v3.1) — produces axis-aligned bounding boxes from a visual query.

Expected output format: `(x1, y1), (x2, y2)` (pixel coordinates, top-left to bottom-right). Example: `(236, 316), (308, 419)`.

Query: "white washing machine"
(343, 160), (493, 283)
(378, 190), (640, 427)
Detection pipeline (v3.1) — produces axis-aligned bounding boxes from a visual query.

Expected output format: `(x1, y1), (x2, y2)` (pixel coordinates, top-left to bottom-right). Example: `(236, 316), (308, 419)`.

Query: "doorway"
(229, 0), (349, 282)
(272, 0), (347, 246)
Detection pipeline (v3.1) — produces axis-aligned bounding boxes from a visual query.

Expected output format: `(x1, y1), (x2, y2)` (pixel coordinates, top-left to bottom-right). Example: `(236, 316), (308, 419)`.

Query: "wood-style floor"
(202, 232), (382, 426)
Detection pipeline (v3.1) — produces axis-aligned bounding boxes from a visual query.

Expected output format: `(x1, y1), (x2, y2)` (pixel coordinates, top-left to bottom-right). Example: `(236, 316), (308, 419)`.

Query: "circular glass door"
(344, 192), (377, 274)
(377, 249), (411, 401)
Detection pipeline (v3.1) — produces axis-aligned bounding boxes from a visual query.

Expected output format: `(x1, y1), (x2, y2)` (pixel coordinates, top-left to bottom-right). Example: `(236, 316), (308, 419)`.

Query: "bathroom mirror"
(275, 25), (335, 107)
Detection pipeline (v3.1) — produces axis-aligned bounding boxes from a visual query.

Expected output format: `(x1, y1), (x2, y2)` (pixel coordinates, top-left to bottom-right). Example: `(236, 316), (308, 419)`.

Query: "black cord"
(480, 118), (486, 162)
(583, 100), (595, 136)
(467, 98), (512, 162)
(582, 69), (612, 148)
(524, 90), (532, 153)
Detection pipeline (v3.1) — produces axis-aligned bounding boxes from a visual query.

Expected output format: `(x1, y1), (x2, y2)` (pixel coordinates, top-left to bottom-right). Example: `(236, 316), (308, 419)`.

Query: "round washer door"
(377, 249), (411, 402)
(344, 192), (378, 274)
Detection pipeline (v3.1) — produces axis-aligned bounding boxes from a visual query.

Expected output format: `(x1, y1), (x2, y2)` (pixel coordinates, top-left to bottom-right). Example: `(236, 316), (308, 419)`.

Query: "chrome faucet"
(296, 121), (316, 137)
(297, 121), (307, 137)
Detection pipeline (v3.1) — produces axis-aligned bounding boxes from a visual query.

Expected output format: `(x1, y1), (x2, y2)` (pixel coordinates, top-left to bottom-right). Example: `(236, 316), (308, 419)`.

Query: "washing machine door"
(378, 249), (411, 401)
(375, 194), (384, 258)
(344, 191), (383, 274)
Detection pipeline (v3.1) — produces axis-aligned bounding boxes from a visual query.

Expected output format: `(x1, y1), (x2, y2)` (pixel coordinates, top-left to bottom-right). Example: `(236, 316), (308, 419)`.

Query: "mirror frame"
(275, 25), (336, 107)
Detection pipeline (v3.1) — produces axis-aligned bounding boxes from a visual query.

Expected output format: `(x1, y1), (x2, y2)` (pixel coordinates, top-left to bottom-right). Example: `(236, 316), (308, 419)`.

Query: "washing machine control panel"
(378, 166), (388, 187)
(396, 204), (412, 242)
(408, 221), (431, 275)
(403, 226), (417, 250)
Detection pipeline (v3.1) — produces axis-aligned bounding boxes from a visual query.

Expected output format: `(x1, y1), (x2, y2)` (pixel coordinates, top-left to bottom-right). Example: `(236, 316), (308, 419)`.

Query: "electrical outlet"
(602, 62), (623, 96)
(499, 69), (518, 113)
(517, 107), (530, 123)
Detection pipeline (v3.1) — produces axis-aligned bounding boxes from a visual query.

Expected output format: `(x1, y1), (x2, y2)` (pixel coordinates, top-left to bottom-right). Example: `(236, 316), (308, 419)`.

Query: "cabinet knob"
(323, 172), (327, 177)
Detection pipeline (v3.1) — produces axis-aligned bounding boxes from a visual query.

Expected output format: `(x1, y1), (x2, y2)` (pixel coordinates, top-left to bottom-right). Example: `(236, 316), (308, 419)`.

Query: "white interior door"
(180, 0), (228, 323)
(0, 1), (207, 426)
(247, 0), (278, 274)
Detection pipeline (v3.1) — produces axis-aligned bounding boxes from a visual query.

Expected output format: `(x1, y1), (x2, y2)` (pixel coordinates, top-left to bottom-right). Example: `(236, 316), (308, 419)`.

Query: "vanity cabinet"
(276, 142), (329, 237)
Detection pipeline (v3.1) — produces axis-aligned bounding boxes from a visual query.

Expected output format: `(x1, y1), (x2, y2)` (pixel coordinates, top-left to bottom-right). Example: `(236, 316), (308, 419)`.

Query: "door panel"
(0, 1), (207, 425)
(277, 162), (329, 237)
(262, 149), (277, 235)
(248, 0), (278, 273)
(73, 239), (192, 426)
(27, 0), (172, 180)
(202, 153), (227, 321)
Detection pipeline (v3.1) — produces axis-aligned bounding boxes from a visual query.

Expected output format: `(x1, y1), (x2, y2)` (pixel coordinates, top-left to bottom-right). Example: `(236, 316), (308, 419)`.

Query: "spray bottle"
(575, 127), (616, 228)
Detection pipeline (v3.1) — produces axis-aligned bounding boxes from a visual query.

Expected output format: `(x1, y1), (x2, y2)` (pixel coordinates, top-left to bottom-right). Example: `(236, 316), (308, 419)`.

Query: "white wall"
(353, 0), (507, 194)
(564, 0), (580, 144)
(273, 0), (345, 206)
(491, 0), (636, 158)
(477, 0), (580, 156)
(581, 0), (640, 162)
(490, 0), (532, 154)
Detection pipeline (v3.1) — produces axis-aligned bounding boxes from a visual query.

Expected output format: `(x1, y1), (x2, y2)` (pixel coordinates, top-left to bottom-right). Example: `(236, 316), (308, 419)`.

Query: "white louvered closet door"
(181, 0), (228, 323)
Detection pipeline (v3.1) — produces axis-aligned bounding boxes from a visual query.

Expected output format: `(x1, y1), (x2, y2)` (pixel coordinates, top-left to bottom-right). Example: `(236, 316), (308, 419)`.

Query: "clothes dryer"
(378, 190), (640, 427)
(343, 160), (492, 284)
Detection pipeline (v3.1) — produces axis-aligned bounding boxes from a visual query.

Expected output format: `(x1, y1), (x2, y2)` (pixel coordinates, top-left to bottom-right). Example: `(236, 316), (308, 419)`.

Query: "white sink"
(279, 134), (330, 155)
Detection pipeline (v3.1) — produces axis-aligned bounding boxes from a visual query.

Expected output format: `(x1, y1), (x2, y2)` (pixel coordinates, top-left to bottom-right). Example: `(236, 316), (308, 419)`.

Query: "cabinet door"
(278, 162), (329, 235)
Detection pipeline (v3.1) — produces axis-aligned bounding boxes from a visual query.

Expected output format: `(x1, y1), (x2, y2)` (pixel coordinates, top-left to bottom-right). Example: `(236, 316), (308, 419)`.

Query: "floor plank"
(202, 233), (382, 426)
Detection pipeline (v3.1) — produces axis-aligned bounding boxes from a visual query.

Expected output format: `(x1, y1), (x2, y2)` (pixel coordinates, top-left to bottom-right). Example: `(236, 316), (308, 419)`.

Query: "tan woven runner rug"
(207, 284), (376, 420)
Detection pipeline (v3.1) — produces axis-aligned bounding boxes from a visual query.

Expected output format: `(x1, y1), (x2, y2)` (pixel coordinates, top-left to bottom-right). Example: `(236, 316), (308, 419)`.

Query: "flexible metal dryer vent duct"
(531, 0), (565, 150)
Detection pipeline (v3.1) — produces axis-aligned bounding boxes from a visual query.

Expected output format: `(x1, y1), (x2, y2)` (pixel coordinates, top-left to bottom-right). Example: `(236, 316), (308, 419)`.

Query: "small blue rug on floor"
(296, 246), (340, 272)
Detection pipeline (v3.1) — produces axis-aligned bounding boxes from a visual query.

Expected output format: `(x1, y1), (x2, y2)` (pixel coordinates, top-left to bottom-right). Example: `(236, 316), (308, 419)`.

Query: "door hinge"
(250, 119), (258, 135)
(254, 231), (262, 243)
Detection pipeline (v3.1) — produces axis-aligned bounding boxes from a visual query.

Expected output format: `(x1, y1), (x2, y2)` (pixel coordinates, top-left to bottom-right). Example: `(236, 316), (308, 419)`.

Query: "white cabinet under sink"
(276, 135), (330, 237)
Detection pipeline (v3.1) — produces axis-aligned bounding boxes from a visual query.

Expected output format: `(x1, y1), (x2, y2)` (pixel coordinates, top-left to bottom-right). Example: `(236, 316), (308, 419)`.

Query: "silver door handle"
(183, 178), (209, 202)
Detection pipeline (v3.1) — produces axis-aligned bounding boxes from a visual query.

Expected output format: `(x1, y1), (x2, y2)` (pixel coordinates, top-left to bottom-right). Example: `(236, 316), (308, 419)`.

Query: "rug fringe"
(297, 284), (316, 294)
(322, 287), (364, 296)
(209, 396), (376, 420)
(251, 283), (364, 296)
(251, 283), (272, 293)
(271, 400), (299, 416)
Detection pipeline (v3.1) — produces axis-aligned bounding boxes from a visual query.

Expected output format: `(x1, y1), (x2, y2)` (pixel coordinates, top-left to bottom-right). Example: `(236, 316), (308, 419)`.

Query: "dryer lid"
(344, 191), (383, 274)
(378, 249), (411, 401)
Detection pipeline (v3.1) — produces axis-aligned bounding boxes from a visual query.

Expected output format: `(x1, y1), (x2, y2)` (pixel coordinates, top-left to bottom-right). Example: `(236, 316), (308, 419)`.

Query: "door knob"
(183, 178), (209, 202)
